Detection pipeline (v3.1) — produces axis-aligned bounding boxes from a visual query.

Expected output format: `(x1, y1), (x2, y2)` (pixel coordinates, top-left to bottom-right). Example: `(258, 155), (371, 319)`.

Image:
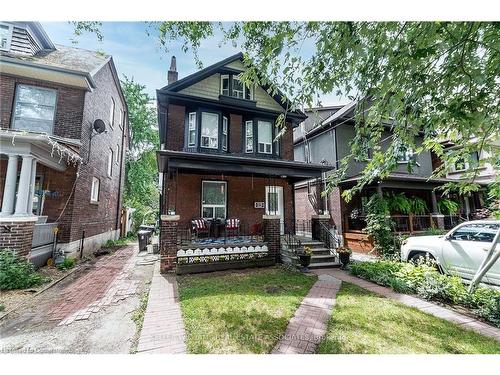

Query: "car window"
(450, 223), (499, 242)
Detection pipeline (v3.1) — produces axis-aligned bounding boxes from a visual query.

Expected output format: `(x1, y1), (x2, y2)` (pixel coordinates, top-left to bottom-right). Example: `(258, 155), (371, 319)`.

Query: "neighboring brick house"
(293, 102), (490, 253)
(0, 22), (128, 264)
(156, 53), (333, 273)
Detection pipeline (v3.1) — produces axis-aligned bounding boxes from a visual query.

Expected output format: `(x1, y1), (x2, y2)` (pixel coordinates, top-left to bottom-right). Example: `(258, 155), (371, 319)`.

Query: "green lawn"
(177, 267), (317, 353)
(317, 283), (500, 354)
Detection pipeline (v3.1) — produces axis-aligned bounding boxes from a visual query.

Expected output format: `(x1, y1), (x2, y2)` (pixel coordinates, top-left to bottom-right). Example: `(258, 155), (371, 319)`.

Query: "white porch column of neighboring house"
(0, 154), (19, 216)
(27, 158), (38, 215)
(14, 155), (35, 216)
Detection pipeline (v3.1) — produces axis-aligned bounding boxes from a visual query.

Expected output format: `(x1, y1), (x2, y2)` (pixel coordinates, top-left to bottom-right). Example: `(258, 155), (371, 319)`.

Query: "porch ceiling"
(157, 150), (332, 182)
(340, 172), (455, 190)
(0, 130), (81, 171)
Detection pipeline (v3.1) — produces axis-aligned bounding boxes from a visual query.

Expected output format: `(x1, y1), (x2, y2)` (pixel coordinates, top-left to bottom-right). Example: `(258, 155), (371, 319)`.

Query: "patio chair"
(191, 218), (210, 241)
(225, 218), (240, 238)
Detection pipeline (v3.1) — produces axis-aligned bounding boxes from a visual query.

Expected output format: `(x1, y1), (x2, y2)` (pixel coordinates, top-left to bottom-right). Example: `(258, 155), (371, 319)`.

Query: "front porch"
(0, 130), (81, 260)
(156, 150), (333, 273)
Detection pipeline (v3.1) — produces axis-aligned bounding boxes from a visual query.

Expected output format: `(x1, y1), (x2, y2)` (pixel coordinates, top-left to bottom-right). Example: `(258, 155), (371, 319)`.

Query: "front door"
(265, 186), (284, 234)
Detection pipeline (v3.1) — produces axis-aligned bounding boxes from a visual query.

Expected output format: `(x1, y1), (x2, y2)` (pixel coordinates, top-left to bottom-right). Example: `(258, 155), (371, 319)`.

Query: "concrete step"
(308, 261), (341, 269)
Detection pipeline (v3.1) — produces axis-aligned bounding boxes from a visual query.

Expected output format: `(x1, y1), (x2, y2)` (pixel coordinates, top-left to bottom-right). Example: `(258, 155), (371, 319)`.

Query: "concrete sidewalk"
(137, 263), (186, 354)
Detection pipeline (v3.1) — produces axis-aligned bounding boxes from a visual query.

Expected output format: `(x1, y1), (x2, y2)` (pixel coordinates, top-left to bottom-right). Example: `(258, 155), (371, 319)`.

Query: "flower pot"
(298, 254), (311, 271)
(339, 253), (350, 269)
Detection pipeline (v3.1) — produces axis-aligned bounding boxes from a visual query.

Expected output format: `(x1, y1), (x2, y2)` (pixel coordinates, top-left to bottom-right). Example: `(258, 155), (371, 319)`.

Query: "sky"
(41, 22), (348, 106)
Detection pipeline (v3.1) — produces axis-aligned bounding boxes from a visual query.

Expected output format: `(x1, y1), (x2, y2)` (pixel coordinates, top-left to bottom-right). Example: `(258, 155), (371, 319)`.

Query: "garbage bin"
(139, 225), (155, 234)
(138, 230), (151, 252)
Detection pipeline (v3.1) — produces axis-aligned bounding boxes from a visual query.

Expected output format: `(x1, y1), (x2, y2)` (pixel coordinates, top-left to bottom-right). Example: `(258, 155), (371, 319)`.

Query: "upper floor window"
(118, 109), (123, 129)
(188, 112), (197, 147)
(257, 120), (273, 154)
(201, 112), (219, 149)
(107, 149), (113, 177)
(109, 98), (115, 128)
(451, 151), (479, 172)
(0, 24), (13, 51)
(12, 84), (57, 134)
(220, 74), (252, 100)
(396, 145), (414, 163)
(221, 75), (230, 96)
(91, 177), (100, 203)
(222, 116), (228, 151)
(115, 144), (120, 163)
(245, 120), (254, 153)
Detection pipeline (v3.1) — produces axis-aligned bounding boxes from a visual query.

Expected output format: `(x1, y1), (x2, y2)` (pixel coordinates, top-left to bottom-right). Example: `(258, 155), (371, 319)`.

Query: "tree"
(74, 21), (499, 204)
(121, 76), (159, 231)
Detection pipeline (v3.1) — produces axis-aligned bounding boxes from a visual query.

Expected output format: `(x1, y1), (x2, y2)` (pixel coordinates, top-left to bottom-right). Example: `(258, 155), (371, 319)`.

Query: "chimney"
(167, 56), (178, 85)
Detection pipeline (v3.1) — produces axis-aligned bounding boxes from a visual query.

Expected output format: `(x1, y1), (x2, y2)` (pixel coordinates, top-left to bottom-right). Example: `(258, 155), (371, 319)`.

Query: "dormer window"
(0, 24), (13, 51)
(220, 74), (252, 100)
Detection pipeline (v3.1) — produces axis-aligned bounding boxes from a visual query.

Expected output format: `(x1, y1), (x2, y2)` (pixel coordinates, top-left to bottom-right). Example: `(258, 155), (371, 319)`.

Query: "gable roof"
(158, 52), (305, 119)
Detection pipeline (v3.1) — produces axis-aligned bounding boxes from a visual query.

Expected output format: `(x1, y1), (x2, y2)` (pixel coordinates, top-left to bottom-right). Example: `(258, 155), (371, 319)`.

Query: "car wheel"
(409, 252), (442, 273)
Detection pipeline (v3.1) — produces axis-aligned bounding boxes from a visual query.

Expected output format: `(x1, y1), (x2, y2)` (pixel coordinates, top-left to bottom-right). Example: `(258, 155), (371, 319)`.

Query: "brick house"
(156, 54), (334, 273)
(293, 102), (494, 253)
(0, 22), (128, 264)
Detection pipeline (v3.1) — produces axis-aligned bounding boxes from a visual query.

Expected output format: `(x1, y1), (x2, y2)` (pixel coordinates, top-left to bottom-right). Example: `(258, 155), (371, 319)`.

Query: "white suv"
(400, 220), (500, 286)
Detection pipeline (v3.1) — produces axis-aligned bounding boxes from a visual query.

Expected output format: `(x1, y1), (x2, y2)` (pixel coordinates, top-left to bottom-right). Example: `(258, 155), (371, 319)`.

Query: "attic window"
(0, 24), (13, 51)
(220, 74), (252, 100)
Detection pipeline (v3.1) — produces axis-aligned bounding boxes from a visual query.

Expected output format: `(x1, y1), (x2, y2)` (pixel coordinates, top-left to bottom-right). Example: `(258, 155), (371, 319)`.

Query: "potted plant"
(298, 246), (313, 272)
(337, 247), (352, 269)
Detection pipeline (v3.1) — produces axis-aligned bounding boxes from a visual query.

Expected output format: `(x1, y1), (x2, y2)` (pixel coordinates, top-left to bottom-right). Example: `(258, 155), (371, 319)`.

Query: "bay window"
(201, 181), (227, 219)
(257, 120), (272, 154)
(201, 112), (219, 149)
(12, 84), (57, 134)
(222, 116), (228, 151)
(188, 112), (196, 146)
(245, 120), (254, 153)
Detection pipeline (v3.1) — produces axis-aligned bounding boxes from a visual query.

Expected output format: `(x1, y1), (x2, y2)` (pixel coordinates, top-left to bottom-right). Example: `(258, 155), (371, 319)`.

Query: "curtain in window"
(201, 112), (219, 149)
(258, 121), (272, 153)
(13, 85), (57, 134)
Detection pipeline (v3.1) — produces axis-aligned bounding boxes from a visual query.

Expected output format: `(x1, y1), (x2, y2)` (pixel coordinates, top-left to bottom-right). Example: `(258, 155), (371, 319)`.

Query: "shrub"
(363, 194), (398, 257)
(348, 259), (500, 327)
(0, 250), (46, 290)
(57, 257), (76, 270)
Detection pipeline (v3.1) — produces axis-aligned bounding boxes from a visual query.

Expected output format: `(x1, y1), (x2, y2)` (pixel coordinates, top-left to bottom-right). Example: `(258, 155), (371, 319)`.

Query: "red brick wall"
(166, 104), (185, 150)
(0, 219), (36, 257)
(169, 173), (293, 227)
(69, 63), (127, 243)
(282, 122), (294, 160)
(294, 183), (344, 232)
(229, 114), (242, 153)
(0, 74), (85, 139)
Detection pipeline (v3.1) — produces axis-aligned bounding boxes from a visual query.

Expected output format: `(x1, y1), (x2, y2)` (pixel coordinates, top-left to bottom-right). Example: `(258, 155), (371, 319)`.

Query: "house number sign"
(254, 202), (265, 209)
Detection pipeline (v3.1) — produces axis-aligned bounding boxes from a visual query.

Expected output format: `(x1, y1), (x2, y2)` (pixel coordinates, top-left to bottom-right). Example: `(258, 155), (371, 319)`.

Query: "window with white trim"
(222, 116), (228, 151)
(221, 75), (230, 96)
(109, 98), (115, 128)
(12, 84), (57, 134)
(232, 77), (245, 99)
(200, 112), (219, 149)
(245, 120), (254, 153)
(257, 120), (272, 154)
(0, 24), (13, 51)
(396, 144), (414, 163)
(107, 149), (113, 177)
(201, 181), (226, 219)
(188, 112), (197, 147)
(451, 151), (479, 172)
(91, 177), (100, 202)
(118, 109), (123, 129)
(115, 144), (120, 163)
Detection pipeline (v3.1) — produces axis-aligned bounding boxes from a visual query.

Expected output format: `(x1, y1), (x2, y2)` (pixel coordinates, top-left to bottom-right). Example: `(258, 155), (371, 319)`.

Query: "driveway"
(0, 244), (155, 354)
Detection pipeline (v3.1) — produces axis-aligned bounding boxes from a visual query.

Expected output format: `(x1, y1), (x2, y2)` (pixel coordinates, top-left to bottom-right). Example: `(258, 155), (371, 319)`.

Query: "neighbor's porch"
(0, 130), (81, 263)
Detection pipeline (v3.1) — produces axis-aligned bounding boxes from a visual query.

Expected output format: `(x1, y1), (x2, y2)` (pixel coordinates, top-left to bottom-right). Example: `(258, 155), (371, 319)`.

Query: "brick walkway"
(137, 262), (186, 354)
(46, 245), (139, 325)
(272, 274), (342, 354)
(316, 268), (500, 341)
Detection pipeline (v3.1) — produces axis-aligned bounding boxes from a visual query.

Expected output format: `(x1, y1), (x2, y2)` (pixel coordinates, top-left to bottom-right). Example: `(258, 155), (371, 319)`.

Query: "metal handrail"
(283, 233), (302, 255)
(318, 221), (341, 256)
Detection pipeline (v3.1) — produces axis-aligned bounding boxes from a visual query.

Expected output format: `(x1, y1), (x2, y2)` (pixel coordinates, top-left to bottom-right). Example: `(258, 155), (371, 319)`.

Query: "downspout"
(115, 113), (127, 235)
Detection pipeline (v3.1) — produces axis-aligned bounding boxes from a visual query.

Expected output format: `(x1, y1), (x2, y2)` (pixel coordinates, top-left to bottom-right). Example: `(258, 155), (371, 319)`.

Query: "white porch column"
(0, 154), (19, 216)
(27, 158), (38, 215)
(14, 155), (34, 216)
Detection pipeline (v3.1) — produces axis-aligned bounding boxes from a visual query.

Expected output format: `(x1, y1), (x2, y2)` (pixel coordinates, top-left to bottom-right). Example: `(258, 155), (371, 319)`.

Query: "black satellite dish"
(93, 119), (106, 134)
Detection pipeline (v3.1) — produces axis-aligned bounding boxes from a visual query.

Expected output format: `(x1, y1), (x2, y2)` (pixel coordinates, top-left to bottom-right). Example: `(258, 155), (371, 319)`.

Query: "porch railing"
(32, 222), (58, 248)
(317, 221), (341, 255)
(176, 220), (264, 248)
(345, 214), (460, 234)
